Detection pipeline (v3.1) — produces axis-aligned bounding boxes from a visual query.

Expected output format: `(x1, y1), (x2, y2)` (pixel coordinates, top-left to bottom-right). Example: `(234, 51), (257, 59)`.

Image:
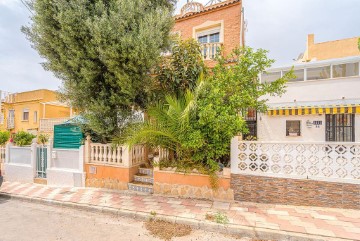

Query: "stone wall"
(153, 170), (234, 201)
(85, 164), (139, 190)
(231, 174), (360, 209)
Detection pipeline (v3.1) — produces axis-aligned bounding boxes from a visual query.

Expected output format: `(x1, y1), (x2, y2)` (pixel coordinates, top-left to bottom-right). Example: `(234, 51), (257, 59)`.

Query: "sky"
(0, 0), (359, 93)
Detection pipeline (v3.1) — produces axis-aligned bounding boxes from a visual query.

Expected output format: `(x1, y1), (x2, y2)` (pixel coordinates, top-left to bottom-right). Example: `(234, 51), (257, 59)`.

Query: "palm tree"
(115, 79), (207, 161)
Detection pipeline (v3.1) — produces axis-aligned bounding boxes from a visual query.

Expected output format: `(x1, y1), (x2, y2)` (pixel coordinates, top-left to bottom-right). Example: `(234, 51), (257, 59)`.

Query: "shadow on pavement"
(0, 194), (11, 204)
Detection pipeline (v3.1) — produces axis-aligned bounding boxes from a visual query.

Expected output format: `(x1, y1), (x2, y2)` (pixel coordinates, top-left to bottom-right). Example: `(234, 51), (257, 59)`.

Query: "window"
(34, 111), (38, 123)
(333, 62), (359, 78)
(0, 113), (4, 124)
(286, 120), (301, 136)
(261, 72), (281, 83)
(197, 29), (221, 59)
(326, 114), (354, 142)
(22, 108), (29, 121)
(307, 66), (331, 80)
(283, 69), (304, 82)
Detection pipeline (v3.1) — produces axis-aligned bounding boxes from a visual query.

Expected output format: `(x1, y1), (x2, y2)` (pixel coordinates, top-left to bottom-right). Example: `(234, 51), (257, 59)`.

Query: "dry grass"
(145, 219), (192, 241)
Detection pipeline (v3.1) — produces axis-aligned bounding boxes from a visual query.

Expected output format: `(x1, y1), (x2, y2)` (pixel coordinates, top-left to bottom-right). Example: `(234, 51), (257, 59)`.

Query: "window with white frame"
(22, 108), (29, 121)
(196, 28), (221, 59)
(0, 113), (4, 124)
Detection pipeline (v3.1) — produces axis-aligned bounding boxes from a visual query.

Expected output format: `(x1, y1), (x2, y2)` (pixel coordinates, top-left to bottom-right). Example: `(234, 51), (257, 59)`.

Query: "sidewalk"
(1, 181), (359, 241)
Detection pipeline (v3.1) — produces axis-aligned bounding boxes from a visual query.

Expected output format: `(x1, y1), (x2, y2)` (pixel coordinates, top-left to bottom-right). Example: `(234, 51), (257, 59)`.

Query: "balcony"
(39, 118), (70, 133)
(200, 42), (223, 60)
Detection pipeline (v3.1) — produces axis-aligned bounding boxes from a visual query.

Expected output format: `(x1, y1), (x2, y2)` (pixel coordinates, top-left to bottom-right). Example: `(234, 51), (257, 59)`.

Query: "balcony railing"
(200, 42), (223, 60)
(39, 118), (69, 132)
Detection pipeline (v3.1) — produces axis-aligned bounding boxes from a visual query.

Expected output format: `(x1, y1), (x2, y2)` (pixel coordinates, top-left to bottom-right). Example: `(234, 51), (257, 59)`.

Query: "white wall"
(46, 146), (85, 187)
(267, 76), (360, 104)
(258, 114), (326, 142)
(5, 145), (35, 183)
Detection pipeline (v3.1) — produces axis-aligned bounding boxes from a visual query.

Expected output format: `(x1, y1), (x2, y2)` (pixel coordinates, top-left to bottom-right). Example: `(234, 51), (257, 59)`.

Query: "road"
(0, 196), (249, 241)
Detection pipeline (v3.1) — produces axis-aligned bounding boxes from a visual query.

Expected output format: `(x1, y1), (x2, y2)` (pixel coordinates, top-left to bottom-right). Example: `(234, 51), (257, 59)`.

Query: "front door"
(326, 114), (355, 142)
(36, 146), (48, 178)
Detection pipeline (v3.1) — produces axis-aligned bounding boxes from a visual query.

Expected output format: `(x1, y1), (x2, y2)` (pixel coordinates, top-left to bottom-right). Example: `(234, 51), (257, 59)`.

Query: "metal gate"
(36, 146), (47, 178)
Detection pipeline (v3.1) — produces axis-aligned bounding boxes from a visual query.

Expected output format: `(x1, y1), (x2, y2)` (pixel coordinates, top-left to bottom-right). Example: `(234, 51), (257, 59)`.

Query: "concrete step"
(138, 168), (153, 176)
(128, 182), (153, 194)
(134, 174), (154, 184)
(34, 178), (47, 185)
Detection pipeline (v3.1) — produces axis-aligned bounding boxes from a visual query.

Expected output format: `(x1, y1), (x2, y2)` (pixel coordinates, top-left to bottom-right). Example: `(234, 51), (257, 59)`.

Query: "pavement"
(1, 181), (360, 241)
(0, 198), (245, 241)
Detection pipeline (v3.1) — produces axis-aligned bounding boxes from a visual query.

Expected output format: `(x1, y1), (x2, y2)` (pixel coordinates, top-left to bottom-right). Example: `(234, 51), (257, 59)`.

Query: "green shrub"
(38, 134), (49, 145)
(0, 131), (10, 146)
(13, 131), (36, 147)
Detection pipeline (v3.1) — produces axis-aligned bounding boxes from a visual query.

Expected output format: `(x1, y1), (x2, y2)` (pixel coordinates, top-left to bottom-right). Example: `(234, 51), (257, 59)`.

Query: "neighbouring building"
(258, 55), (360, 142)
(173, 0), (245, 67)
(299, 34), (360, 62)
(0, 89), (73, 136)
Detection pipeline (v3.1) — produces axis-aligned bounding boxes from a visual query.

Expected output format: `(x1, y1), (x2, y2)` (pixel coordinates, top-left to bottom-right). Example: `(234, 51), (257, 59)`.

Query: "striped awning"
(267, 99), (360, 116)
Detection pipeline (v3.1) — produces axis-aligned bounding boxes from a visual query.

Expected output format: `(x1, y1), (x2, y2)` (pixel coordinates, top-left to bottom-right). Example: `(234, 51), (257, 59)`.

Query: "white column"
(30, 138), (37, 178)
(122, 146), (131, 167)
(5, 142), (12, 163)
(47, 138), (53, 171)
(78, 145), (84, 172)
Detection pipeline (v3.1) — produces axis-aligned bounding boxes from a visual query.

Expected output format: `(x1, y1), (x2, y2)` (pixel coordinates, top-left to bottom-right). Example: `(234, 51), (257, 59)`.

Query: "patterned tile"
(1, 181), (360, 241)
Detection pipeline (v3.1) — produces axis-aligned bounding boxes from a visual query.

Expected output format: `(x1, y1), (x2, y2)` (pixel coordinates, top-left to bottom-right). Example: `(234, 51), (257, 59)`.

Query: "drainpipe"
(240, 6), (245, 47)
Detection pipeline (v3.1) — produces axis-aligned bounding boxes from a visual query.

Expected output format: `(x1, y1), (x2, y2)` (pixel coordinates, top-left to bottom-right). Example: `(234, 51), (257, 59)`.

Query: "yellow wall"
(0, 89), (71, 134)
(302, 34), (360, 61)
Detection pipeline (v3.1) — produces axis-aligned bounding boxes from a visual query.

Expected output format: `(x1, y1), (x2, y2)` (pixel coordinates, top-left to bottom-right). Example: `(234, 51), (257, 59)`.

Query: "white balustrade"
(200, 42), (222, 60)
(39, 118), (70, 132)
(231, 140), (360, 184)
(88, 143), (146, 167)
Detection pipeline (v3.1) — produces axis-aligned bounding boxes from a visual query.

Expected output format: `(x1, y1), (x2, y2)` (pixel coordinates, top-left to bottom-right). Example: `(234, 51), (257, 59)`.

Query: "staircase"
(128, 168), (153, 194)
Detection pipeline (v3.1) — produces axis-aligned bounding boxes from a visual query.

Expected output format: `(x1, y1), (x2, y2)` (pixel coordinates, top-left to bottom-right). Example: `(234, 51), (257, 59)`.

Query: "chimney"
(307, 34), (315, 47)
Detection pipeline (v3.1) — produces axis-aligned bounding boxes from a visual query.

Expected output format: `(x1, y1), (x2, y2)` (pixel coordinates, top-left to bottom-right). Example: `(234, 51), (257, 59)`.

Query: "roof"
(175, 0), (241, 20)
(61, 116), (87, 125)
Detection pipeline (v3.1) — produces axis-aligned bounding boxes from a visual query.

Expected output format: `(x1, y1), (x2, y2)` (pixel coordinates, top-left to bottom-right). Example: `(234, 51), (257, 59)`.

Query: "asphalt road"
(0, 195), (249, 241)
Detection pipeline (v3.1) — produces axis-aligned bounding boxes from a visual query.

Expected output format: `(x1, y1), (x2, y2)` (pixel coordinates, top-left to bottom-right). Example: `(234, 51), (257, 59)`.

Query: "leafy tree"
(22, 0), (175, 142)
(192, 47), (295, 165)
(154, 38), (206, 100)
(13, 131), (36, 147)
(0, 131), (10, 146)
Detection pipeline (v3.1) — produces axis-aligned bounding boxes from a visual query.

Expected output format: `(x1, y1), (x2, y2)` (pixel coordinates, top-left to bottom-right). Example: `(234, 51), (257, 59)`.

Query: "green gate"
(36, 146), (47, 178)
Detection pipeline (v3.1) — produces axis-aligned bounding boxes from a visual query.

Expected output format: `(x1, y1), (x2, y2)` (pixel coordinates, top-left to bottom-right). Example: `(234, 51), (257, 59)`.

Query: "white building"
(257, 56), (360, 142)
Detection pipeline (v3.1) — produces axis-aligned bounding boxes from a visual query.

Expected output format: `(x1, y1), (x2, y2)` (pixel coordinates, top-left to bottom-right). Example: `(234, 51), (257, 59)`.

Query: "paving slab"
(1, 181), (359, 241)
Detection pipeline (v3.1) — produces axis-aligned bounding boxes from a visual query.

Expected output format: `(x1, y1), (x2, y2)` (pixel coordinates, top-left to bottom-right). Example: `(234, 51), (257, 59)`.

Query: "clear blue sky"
(1, 0), (359, 93)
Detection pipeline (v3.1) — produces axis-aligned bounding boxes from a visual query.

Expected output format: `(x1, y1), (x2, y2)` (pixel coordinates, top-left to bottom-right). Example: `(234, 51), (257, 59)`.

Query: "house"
(299, 34), (360, 62)
(173, 0), (245, 67)
(257, 35), (360, 142)
(0, 89), (73, 136)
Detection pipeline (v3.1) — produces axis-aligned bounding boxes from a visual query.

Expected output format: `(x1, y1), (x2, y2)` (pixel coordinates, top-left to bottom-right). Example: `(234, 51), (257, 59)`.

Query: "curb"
(0, 192), (349, 241)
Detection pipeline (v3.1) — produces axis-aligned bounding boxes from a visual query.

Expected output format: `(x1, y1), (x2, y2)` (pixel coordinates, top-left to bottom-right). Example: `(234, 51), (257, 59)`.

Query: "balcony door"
(325, 114), (355, 142)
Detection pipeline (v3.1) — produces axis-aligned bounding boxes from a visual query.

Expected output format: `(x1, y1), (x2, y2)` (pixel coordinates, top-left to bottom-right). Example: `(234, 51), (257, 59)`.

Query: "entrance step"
(134, 174), (154, 184)
(34, 178), (47, 185)
(138, 168), (153, 176)
(128, 182), (153, 194)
